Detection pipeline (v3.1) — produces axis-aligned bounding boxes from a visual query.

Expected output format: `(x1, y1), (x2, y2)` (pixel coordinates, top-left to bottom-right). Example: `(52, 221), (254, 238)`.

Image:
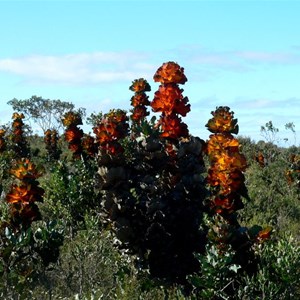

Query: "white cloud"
(0, 51), (154, 85)
(233, 98), (273, 110)
(236, 50), (300, 64)
(232, 96), (300, 111)
(186, 47), (300, 72)
(1, 47), (300, 87)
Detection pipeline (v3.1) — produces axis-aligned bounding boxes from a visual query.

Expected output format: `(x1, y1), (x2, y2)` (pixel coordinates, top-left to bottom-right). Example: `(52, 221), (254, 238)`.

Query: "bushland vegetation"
(0, 62), (299, 299)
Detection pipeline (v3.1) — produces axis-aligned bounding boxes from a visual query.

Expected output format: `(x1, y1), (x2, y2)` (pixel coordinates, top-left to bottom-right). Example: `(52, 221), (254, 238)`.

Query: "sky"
(0, 0), (299, 145)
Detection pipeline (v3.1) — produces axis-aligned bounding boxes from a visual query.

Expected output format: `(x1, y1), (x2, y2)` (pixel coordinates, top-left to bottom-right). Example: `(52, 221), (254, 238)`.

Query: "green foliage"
(239, 146), (300, 239)
(86, 111), (103, 128)
(40, 159), (100, 231)
(0, 220), (64, 299)
(236, 236), (300, 300)
(260, 120), (279, 144)
(0, 152), (14, 197)
(189, 244), (242, 299)
(188, 236), (300, 300)
(45, 221), (119, 298)
(31, 220), (64, 267)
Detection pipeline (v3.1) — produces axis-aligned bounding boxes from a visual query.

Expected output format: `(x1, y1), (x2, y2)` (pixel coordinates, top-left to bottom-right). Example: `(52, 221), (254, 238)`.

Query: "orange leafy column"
(129, 78), (151, 125)
(44, 129), (60, 160)
(150, 61), (190, 142)
(5, 158), (44, 229)
(81, 134), (98, 158)
(0, 128), (6, 153)
(11, 113), (30, 158)
(93, 109), (129, 157)
(62, 111), (84, 159)
(286, 154), (300, 190)
(205, 106), (248, 220)
(205, 106), (271, 270)
(255, 151), (266, 168)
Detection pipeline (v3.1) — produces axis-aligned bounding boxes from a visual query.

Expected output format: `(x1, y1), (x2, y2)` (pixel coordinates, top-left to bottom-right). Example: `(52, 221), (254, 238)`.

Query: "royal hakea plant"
(205, 106), (271, 271)
(62, 111), (84, 159)
(129, 78), (151, 127)
(1, 158), (63, 283)
(62, 111), (99, 160)
(81, 133), (98, 158)
(255, 151), (266, 167)
(94, 62), (207, 282)
(205, 106), (248, 218)
(0, 128), (6, 153)
(44, 129), (61, 160)
(286, 154), (300, 191)
(10, 112), (30, 158)
(93, 109), (129, 157)
(5, 158), (44, 229)
(151, 61), (190, 141)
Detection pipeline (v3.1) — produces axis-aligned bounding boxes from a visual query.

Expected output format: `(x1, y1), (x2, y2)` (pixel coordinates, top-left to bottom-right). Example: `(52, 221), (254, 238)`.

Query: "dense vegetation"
(0, 62), (299, 299)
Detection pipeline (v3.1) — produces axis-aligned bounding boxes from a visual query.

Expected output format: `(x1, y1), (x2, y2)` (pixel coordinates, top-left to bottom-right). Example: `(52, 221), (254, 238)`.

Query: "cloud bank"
(0, 51), (155, 85)
(0, 47), (299, 86)
(187, 48), (300, 73)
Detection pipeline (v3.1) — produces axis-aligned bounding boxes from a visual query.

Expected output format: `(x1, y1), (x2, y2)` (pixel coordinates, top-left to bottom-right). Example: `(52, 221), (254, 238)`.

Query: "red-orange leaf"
(154, 62), (187, 84)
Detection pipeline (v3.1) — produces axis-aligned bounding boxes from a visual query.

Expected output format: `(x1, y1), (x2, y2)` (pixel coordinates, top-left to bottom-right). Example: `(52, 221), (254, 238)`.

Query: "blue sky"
(0, 0), (299, 145)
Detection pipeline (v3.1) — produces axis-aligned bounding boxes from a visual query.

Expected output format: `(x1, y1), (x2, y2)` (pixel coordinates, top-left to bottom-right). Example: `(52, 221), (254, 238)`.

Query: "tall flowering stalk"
(206, 106), (248, 218)
(0, 128), (6, 153)
(129, 78), (151, 126)
(93, 109), (129, 156)
(62, 111), (84, 159)
(205, 106), (271, 272)
(255, 151), (266, 168)
(286, 154), (300, 191)
(2, 158), (63, 282)
(5, 158), (44, 229)
(44, 129), (61, 160)
(150, 62), (190, 141)
(11, 112), (30, 158)
(81, 133), (98, 158)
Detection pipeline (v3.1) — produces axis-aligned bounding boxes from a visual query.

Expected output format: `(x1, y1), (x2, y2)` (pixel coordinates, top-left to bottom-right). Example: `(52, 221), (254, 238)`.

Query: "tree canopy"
(7, 96), (85, 133)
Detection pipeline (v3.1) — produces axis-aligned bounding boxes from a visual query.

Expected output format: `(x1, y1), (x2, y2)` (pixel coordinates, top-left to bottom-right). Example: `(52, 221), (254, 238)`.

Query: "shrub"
(93, 66), (208, 283)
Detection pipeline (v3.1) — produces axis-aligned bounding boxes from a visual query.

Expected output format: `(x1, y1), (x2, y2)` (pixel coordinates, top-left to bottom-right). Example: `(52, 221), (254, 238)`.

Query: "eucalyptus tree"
(8, 96), (85, 133)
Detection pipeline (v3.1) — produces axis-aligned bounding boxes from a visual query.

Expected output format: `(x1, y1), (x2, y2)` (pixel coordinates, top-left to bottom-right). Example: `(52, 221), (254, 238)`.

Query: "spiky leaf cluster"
(5, 158), (44, 229)
(150, 62), (190, 140)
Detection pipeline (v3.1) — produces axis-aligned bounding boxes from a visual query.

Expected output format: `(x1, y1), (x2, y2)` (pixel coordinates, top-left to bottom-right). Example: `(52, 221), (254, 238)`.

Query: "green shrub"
(237, 236), (300, 300)
(189, 236), (300, 300)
